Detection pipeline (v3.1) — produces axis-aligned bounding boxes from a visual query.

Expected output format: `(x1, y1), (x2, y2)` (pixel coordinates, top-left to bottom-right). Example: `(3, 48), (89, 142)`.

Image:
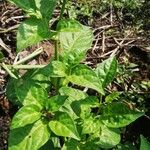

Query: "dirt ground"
(0, 1), (150, 149)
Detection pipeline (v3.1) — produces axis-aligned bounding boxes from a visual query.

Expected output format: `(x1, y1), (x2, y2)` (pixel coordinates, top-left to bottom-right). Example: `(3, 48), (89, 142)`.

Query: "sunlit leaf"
(11, 105), (41, 129)
(49, 111), (80, 140)
(9, 120), (50, 150)
(100, 102), (144, 128)
(95, 57), (117, 88)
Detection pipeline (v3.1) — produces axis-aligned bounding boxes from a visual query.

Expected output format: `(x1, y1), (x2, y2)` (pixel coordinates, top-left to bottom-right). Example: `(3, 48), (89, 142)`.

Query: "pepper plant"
(5, 0), (145, 150)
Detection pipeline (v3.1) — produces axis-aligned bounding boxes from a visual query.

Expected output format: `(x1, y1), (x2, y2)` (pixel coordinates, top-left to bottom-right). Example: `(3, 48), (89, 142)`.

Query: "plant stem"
(1, 63), (18, 79)
(59, 0), (67, 19)
(54, 40), (59, 60)
(8, 64), (46, 69)
(14, 47), (43, 65)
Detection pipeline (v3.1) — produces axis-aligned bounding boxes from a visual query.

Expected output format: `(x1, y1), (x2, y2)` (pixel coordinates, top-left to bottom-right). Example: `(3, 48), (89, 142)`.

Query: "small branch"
(14, 47), (43, 65)
(1, 63), (18, 79)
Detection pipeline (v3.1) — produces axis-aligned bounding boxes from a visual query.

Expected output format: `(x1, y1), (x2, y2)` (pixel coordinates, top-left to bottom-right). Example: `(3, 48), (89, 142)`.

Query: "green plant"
(4, 0), (145, 150)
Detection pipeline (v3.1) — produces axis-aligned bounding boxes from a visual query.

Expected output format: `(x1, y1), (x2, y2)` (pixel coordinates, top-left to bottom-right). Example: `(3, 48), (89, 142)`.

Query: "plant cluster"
(2, 0), (150, 149)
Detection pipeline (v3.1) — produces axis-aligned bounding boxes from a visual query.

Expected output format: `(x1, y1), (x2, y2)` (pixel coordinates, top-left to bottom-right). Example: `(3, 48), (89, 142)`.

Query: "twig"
(0, 24), (19, 33)
(14, 47), (43, 65)
(102, 31), (105, 53)
(0, 38), (14, 59)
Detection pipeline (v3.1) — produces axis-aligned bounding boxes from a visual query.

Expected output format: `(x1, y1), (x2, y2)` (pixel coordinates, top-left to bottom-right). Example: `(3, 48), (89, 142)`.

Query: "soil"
(0, 1), (150, 150)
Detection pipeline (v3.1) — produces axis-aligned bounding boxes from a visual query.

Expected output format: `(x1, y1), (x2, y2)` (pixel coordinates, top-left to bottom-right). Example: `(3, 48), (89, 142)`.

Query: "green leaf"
(100, 102), (144, 128)
(9, 0), (36, 14)
(68, 65), (104, 94)
(81, 117), (101, 134)
(59, 87), (87, 102)
(0, 51), (4, 62)
(57, 19), (93, 64)
(17, 18), (52, 52)
(9, 120), (50, 150)
(11, 105), (41, 129)
(62, 139), (80, 150)
(16, 80), (48, 108)
(95, 57), (117, 88)
(140, 135), (150, 150)
(6, 78), (20, 105)
(59, 87), (87, 119)
(48, 61), (68, 77)
(57, 19), (82, 32)
(105, 91), (121, 103)
(91, 125), (120, 149)
(71, 96), (99, 118)
(49, 111), (80, 140)
(35, 0), (57, 19)
(46, 95), (68, 112)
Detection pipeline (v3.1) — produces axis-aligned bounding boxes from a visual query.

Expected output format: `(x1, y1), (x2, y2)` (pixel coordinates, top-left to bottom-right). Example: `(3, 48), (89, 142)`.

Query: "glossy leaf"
(48, 61), (68, 77)
(95, 57), (117, 88)
(90, 125), (120, 149)
(62, 139), (80, 150)
(57, 19), (82, 32)
(59, 87), (87, 119)
(9, 0), (36, 14)
(57, 19), (93, 64)
(9, 120), (50, 150)
(46, 95), (68, 112)
(71, 96), (99, 118)
(17, 18), (52, 52)
(11, 105), (41, 129)
(68, 65), (104, 94)
(81, 117), (100, 134)
(140, 135), (150, 150)
(16, 80), (48, 108)
(59, 87), (87, 102)
(49, 111), (80, 140)
(100, 102), (144, 128)
(35, 0), (57, 19)
(105, 91), (121, 103)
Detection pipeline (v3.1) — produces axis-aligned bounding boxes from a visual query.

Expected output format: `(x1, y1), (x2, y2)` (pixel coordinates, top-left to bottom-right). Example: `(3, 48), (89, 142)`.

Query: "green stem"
(54, 40), (59, 60)
(8, 64), (46, 69)
(59, 0), (67, 19)
(1, 63), (18, 79)
(14, 47), (43, 65)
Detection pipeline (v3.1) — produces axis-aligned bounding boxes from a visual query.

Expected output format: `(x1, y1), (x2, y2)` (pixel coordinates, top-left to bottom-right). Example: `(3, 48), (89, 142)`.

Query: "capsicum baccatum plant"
(5, 0), (144, 149)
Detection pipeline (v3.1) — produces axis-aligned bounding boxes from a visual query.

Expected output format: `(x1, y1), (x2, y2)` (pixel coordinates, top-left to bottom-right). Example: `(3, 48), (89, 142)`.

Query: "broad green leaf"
(49, 111), (80, 140)
(62, 139), (80, 150)
(6, 78), (20, 105)
(95, 57), (117, 88)
(11, 105), (41, 129)
(71, 96), (99, 118)
(57, 19), (82, 32)
(59, 87), (87, 119)
(35, 0), (57, 19)
(90, 125), (120, 149)
(17, 18), (52, 52)
(48, 61), (68, 77)
(46, 95), (68, 112)
(9, 0), (36, 15)
(68, 65), (104, 94)
(16, 80), (48, 108)
(59, 87), (87, 102)
(105, 91), (121, 103)
(81, 117), (101, 134)
(9, 119), (50, 150)
(57, 19), (93, 64)
(140, 135), (150, 150)
(100, 102), (144, 128)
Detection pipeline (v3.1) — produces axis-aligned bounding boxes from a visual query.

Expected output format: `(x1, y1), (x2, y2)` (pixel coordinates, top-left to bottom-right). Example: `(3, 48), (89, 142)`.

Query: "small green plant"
(4, 0), (145, 149)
